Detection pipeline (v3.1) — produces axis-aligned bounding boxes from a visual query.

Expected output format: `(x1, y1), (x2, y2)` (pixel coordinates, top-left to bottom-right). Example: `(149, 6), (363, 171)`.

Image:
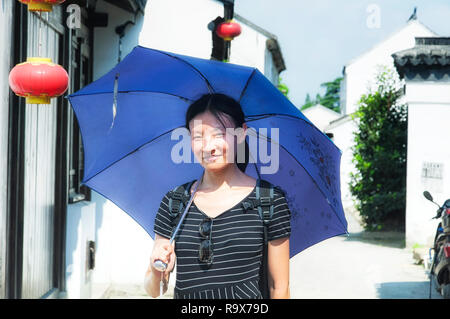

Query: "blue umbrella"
(67, 45), (348, 258)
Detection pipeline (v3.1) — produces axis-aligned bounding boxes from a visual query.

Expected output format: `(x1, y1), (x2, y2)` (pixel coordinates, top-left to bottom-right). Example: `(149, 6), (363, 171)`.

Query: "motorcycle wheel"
(443, 284), (450, 299)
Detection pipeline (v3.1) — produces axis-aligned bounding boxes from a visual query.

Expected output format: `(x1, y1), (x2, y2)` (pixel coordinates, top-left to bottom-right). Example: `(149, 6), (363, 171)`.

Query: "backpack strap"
(255, 179), (275, 227)
(167, 180), (195, 228)
(241, 179), (275, 224)
(254, 178), (275, 299)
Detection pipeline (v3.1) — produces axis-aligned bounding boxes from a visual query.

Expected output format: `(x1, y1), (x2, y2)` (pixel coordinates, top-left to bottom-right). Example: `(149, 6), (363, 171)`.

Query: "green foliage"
(350, 66), (407, 231)
(318, 77), (343, 113)
(277, 76), (289, 98)
(301, 77), (343, 113)
(301, 93), (315, 110)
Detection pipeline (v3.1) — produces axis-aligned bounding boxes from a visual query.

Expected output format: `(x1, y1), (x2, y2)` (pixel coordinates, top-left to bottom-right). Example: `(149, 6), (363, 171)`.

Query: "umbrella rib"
(153, 50), (215, 94)
(238, 68), (256, 103)
(67, 90), (194, 102)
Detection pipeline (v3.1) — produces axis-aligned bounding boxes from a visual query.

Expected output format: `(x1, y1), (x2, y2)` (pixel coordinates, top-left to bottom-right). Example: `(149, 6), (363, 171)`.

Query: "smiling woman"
(144, 93), (291, 299)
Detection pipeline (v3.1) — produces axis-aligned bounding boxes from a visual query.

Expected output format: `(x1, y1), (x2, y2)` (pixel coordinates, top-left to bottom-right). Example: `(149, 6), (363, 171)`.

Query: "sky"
(234, 0), (450, 109)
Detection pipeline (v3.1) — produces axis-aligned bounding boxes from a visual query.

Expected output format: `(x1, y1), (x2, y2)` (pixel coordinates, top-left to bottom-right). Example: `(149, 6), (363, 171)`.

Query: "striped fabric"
(174, 279), (262, 299)
(154, 179), (291, 299)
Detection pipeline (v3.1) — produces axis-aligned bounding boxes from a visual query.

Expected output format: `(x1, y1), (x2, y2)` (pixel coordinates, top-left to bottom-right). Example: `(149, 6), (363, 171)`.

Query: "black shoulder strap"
(167, 180), (195, 226)
(254, 179), (275, 299)
(255, 179), (275, 225)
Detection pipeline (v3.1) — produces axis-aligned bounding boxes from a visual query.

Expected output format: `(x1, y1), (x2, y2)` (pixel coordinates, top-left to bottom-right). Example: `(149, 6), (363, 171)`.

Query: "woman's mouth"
(204, 155), (221, 162)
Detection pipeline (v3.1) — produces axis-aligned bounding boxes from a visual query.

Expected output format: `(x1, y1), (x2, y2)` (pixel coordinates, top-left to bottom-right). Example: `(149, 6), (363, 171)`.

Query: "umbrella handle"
(152, 171), (204, 274)
(153, 259), (168, 272)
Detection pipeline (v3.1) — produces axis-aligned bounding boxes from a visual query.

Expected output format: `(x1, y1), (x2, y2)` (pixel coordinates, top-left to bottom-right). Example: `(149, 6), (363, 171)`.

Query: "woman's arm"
(267, 237), (290, 299)
(144, 234), (176, 298)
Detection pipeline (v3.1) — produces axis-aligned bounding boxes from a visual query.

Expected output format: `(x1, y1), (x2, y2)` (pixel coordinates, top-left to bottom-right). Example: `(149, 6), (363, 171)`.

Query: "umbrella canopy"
(67, 45), (348, 258)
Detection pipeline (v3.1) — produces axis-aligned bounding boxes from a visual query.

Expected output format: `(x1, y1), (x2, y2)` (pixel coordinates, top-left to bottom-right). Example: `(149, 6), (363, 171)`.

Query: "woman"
(144, 93), (291, 299)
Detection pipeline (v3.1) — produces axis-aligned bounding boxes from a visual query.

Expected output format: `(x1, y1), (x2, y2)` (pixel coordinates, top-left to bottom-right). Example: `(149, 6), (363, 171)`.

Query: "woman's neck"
(199, 165), (247, 191)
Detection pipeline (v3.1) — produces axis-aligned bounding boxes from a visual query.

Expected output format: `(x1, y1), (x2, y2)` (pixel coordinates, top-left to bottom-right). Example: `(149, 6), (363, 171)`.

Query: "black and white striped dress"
(153, 179), (291, 299)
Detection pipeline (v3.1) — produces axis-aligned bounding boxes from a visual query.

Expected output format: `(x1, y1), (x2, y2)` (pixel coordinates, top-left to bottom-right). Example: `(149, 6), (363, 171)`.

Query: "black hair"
(185, 93), (250, 173)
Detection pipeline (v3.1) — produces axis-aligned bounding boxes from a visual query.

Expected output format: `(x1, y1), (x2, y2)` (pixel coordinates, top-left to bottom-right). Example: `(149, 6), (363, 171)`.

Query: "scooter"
(423, 191), (450, 299)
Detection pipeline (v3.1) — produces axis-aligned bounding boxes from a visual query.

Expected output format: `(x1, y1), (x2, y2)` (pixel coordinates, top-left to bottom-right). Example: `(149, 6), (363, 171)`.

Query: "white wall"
(65, 200), (96, 298)
(138, 0), (278, 83)
(230, 17), (267, 75)
(404, 81), (450, 248)
(139, 0), (223, 58)
(326, 116), (358, 218)
(302, 104), (340, 132)
(93, 1), (145, 80)
(0, 0), (13, 299)
(65, 0), (151, 299)
(343, 20), (436, 116)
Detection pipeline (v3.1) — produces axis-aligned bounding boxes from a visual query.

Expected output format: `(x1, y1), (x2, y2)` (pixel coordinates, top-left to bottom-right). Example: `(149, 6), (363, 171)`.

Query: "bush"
(350, 66), (407, 231)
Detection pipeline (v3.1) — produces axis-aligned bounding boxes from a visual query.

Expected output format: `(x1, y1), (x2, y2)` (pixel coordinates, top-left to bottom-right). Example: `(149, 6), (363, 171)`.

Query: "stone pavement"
(289, 232), (441, 299)
(289, 212), (443, 299)
(102, 283), (173, 299)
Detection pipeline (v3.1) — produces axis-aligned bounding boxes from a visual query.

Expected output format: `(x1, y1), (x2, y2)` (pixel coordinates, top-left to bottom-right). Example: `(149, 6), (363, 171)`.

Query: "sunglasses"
(198, 217), (213, 265)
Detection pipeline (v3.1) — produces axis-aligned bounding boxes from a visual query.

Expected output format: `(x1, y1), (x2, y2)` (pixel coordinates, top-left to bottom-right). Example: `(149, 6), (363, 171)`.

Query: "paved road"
(289, 214), (443, 299)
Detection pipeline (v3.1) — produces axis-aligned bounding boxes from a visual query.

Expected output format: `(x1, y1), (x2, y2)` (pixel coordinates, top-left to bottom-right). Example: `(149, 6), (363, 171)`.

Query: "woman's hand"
(144, 234), (176, 297)
(150, 237), (176, 275)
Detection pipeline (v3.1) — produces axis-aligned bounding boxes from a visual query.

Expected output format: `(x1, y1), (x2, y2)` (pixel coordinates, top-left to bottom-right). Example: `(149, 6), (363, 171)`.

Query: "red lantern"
(9, 57), (69, 104)
(216, 20), (242, 41)
(18, 0), (66, 12)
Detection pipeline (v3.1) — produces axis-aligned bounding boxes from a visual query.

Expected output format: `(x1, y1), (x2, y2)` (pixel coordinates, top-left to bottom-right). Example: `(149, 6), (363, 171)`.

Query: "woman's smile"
(203, 154), (221, 162)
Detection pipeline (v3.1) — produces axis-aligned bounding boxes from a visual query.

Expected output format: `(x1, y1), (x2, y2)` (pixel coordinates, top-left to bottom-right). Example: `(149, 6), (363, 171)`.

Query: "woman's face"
(189, 111), (246, 171)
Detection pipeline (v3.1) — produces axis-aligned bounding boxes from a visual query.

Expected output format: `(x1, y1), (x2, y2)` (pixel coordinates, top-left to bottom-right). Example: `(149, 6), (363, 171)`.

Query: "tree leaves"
(350, 67), (407, 231)
(301, 77), (343, 113)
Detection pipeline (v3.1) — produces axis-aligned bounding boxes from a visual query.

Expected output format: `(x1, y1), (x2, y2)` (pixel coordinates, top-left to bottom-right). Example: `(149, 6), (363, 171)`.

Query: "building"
(324, 18), (438, 223)
(0, 0), (285, 299)
(392, 37), (450, 248)
(301, 104), (341, 133)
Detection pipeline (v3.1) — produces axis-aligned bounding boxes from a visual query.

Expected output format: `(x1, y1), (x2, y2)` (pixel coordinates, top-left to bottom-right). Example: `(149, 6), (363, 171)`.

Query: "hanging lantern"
(18, 0), (66, 12)
(216, 20), (242, 41)
(9, 57), (69, 104)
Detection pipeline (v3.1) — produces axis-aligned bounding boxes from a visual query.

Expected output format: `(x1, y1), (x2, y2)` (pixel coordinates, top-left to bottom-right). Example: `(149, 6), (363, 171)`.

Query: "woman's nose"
(202, 135), (218, 153)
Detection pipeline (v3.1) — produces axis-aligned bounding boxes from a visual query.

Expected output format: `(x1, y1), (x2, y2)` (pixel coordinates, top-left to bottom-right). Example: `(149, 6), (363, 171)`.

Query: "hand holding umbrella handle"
(153, 259), (168, 272)
(152, 171), (204, 274)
